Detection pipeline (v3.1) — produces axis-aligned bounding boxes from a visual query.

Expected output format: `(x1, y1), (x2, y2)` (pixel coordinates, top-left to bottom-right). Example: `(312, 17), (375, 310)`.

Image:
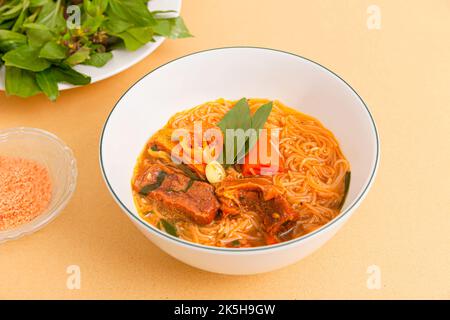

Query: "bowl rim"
(0, 127), (78, 243)
(99, 46), (380, 253)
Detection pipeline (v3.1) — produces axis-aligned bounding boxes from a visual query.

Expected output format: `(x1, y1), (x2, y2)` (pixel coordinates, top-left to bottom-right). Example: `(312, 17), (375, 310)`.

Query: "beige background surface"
(0, 0), (449, 299)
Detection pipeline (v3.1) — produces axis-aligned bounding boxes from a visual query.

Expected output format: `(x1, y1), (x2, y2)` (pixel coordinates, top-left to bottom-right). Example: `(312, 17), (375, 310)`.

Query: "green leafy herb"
(35, 0), (65, 31)
(176, 164), (203, 181)
(150, 145), (159, 151)
(160, 219), (178, 237)
(231, 239), (240, 247)
(139, 171), (167, 196)
(107, 0), (156, 27)
(83, 0), (109, 16)
(82, 52), (113, 67)
(251, 102), (273, 132)
(36, 68), (59, 101)
(236, 100), (273, 162)
(5, 66), (41, 98)
(39, 41), (68, 60)
(0, 0), (191, 100)
(113, 26), (153, 51)
(0, 30), (27, 51)
(2, 45), (51, 71)
(25, 24), (54, 48)
(50, 65), (91, 85)
(64, 46), (91, 66)
(217, 98), (273, 165)
(183, 179), (194, 193)
(338, 171), (351, 210)
(153, 17), (192, 39)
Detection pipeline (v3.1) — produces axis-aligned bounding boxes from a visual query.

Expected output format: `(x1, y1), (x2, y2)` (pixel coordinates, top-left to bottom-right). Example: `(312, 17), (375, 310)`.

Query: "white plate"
(0, 0), (182, 91)
(100, 47), (380, 275)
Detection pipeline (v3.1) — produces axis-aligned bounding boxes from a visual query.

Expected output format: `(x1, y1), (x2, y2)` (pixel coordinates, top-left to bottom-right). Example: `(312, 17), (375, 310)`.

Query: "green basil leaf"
(160, 219), (178, 237)
(103, 18), (132, 34)
(50, 65), (91, 85)
(234, 129), (258, 164)
(108, 0), (156, 27)
(11, 1), (30, 33)
(176, 164), (203, 181)
(82, 51), (113, 67)
(235, 101), (273, 162)
(251, 101), (273, 131)
(115, 27), (153, 51)
(36, 68), (59, 101)
(65, 46), (91, 66)
(82, 14), (105, 35)
(30, 0), (51, 7)
(218, 98), (253, 165)
(83, 0), (109, 16)
(217, 98), (252, 135)
(5, 66), (41, 98)
(217, 99), (273, 165)
(0, 2), (23, 21)
(35, 0), (65, 31)
(139, 171), (167, 196)
(338, 171), (351, 210)
(231, 239), (240, 247)
(0, 30), (27, 51)
(153, 17), (192, 39)
(0, 20), (16, 30)
(24, 24), (55, 48)
(39, 41), (67, 60)
(182, 179), (194, 193)
(2, 45), (51, 71)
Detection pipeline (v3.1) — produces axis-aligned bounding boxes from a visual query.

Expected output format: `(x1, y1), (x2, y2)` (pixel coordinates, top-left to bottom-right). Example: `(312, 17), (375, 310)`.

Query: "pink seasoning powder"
(0, 156), (52, 231)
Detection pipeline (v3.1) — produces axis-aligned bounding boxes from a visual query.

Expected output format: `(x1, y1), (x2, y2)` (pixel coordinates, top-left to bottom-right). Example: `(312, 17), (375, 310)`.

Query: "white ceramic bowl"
(0, 0), (182, 91)
(100, 47), (380, 275)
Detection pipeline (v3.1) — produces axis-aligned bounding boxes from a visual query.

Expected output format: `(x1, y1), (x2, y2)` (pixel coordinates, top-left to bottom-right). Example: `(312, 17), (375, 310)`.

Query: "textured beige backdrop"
(0, 0), (449, 299)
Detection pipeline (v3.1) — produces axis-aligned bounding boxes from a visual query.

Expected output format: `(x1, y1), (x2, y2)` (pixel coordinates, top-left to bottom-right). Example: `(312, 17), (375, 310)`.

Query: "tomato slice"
(242, 129), (283, 176)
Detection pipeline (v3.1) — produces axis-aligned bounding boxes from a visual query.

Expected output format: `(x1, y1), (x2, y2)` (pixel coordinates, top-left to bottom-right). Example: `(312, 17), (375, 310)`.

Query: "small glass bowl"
(0, 127), (77, 243)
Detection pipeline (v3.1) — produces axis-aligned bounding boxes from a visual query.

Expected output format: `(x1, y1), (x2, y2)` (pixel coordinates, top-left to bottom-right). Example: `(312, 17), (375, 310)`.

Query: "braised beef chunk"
(134, 164), (219, 225)
(216, 177), (298, 237)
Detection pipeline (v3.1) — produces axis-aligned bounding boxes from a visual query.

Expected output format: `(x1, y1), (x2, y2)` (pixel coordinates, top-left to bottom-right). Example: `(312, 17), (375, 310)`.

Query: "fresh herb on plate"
(217, 98), (273, 166)
(0, 0), (191, 100)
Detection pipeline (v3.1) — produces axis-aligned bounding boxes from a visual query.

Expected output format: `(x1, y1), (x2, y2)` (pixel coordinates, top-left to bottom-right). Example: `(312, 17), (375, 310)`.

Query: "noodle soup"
(132, 98), (350, 247)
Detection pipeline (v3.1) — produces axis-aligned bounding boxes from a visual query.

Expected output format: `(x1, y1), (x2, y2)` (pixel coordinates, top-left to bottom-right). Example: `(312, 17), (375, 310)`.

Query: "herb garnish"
(338, 171), (351, 210)
(139, 170), (167, 196)
(217, 98), (273, 165)
(161, 219), (178, 237)
(231, 239), (240, 246)
(183, 179), (194, 192)
(177, 164), (203, 181)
